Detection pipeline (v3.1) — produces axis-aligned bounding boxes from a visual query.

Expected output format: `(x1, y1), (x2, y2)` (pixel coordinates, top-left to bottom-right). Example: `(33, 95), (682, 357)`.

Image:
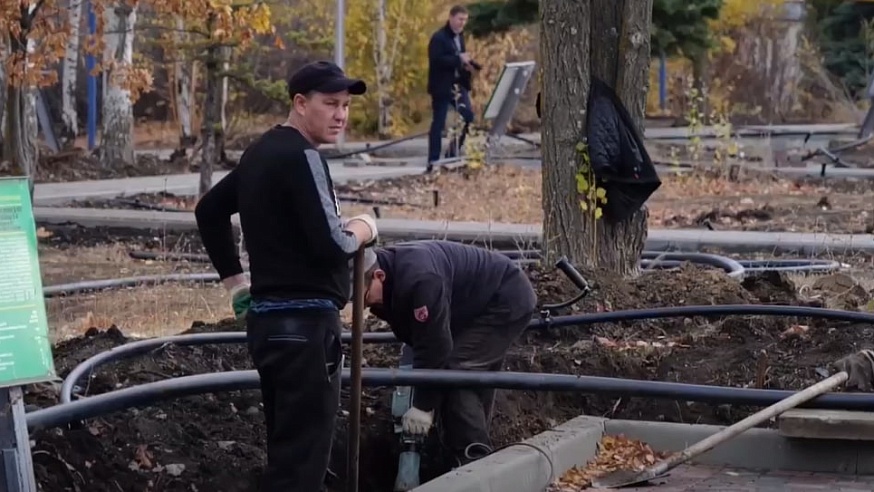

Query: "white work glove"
(346, 214), (379, 245)
(402, 407), (434, 435)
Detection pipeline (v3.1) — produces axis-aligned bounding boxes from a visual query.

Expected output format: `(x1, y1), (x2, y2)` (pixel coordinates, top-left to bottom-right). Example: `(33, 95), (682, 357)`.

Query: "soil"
(26, 260), (874, 491)
(59, 166), (874, 235)
(34, 151), (192, 184)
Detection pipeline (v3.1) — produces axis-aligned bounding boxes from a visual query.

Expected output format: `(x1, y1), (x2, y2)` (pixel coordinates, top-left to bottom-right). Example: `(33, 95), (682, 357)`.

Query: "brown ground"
(65, 166), (874, 235)
(27, 221), (874, 491)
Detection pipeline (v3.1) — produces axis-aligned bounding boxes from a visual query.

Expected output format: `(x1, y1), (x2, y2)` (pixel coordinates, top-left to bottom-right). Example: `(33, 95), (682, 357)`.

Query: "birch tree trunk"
(541, 0), (653, 275)
(374, 0), (390, 138)
(100, 1), (137, 169)
(174, 17), (195, 148)
(61, 0), (84, 143)
(3, 6), (39, 197)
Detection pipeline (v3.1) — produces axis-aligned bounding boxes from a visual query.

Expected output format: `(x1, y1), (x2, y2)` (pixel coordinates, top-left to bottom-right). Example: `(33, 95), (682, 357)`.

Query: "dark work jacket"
(427, 23), (472, 98)
(369, 241), (536, 411)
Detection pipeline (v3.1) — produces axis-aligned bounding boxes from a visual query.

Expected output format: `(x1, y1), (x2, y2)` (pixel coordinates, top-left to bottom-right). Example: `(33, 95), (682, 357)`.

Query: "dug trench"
(26, 261), (874, 491)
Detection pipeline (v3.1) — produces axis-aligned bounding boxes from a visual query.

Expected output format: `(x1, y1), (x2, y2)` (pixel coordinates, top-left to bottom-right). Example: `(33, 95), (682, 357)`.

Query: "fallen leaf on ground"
(549, 435), (669, 490)
(780, 324), (809, 339)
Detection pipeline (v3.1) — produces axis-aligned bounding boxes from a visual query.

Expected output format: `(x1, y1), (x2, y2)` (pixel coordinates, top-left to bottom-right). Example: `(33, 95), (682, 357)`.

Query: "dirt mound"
(26, 265), (874, 491)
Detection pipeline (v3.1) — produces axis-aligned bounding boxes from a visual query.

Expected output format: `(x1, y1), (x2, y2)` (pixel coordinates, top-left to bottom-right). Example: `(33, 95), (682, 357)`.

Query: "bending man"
(195, 61), (377, 491)
(358, 240), (537, 466)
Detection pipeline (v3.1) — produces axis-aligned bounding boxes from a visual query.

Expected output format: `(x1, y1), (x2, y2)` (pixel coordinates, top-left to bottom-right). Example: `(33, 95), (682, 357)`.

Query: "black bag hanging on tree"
(584, 76), (661, 223)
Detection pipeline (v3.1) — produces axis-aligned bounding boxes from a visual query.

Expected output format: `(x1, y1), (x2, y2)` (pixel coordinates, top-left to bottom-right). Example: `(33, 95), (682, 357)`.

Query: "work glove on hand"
(402, 407), (434, 435)
(228, 283), (251, 321)
(346, 214), (379, 246)
(833, 349), (874, 392)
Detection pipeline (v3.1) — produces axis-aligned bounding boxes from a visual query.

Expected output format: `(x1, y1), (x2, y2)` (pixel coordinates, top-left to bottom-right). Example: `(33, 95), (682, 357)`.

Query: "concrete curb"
(416, 417), (874, 491)
(412, 415), (605, 492)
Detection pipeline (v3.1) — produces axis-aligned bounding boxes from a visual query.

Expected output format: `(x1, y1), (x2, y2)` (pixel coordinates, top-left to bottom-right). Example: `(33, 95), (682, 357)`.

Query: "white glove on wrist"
(402, 407), (434, 435)
(346, 214), (379, 244)
(228, 282), (250, 298)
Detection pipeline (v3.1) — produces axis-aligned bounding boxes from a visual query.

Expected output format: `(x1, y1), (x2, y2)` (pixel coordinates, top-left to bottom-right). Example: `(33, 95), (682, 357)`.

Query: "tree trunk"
(61, 0), (83, 143)
(541, 0), (653, 275)
(100, 2), (137, 169)
(374, 0), (391, 138)
(3, 30), (38, 196)
(174, 17), (195, 148)
(199, 14), (222, 196)
(0, 41), (7, 153)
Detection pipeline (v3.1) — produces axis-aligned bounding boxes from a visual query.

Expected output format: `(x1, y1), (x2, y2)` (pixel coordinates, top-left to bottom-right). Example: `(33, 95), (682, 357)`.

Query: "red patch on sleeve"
(413, 305), (429, 323)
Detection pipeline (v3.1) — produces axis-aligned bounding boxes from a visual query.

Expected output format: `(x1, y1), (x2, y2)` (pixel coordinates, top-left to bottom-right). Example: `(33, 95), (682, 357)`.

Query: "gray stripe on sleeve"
(305, 149), (359, 254)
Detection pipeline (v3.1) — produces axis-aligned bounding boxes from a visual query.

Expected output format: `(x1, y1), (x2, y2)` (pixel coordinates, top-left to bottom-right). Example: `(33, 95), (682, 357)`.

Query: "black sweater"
(194, 125), (358, 308)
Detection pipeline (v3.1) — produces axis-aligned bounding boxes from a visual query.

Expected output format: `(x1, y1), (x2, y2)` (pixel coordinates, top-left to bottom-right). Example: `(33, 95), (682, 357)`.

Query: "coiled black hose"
(32, 367), (874, 432)
(640, 252), (745, 278)
(60, 304), (874, 405)
(60, 331), (397, 403)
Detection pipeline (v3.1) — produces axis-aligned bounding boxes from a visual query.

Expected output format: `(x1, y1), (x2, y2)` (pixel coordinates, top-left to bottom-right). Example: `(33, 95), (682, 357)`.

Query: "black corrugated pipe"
(60, 305), (874, 404)
(31, 367), (874, 432)
(640, 252), (745, 278)
(59, 331), (398, 403)
(43, 273), (221, 297)
(126, 250), (841, 276)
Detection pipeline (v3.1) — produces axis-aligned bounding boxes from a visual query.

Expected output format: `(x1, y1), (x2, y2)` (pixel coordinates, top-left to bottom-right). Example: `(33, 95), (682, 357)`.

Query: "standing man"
(356, 241), (537, 466)
(427, 5), (478, 172)
(194, 60), (378, 492)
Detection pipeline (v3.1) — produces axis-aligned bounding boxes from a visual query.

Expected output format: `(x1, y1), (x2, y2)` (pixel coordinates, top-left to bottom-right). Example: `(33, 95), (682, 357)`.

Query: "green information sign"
(0, 177), (56, 388)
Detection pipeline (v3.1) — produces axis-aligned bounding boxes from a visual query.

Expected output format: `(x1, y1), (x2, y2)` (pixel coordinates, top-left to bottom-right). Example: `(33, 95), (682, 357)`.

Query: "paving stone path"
(588, 465), (874, 491)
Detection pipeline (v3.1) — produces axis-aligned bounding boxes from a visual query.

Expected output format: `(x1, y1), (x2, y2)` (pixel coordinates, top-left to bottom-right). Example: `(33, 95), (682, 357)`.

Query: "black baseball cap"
(287, 61), (367, 100)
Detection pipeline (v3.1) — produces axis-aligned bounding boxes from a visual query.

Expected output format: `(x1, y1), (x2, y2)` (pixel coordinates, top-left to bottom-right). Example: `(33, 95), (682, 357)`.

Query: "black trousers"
(246, 308), (343, 492)
(439, 306), (532, 465)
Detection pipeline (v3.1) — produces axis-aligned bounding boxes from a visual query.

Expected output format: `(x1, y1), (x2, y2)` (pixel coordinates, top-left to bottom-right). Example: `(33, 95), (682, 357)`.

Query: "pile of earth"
(25, 263), (874, 491)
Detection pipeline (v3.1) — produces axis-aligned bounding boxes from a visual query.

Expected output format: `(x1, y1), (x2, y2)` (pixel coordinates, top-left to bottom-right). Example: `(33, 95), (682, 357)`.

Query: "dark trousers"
(428, 88), (475, 165)
(438, 307), (532, 465)
(246, 308), (343, 492)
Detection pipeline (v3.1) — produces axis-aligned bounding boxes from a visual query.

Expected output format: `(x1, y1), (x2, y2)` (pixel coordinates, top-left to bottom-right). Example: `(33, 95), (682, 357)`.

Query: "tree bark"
(173, 17), (195, 148)
(61, 0), (83, 143)
(0, 40), (7, 152)
(199, 14), (223, 196)
(3, 25), (39, 196)
(100, 1), (137, 170)
(541, 0), (653, 275)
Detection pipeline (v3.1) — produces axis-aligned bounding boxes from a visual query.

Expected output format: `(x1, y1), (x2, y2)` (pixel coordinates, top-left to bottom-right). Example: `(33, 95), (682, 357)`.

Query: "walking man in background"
(356, 241), (537, 466)
(427, 5), (478, 172)
(194, 60), (378, 492)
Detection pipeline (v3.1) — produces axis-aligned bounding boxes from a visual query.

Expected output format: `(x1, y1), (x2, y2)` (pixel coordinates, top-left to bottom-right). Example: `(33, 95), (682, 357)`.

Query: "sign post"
(0, 177), (58, 492)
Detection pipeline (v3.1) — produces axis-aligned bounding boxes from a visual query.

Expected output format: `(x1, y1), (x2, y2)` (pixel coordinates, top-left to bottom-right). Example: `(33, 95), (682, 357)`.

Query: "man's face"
(294, 90), (351, 144)
(364, 269), (386, 307)
(449, 12), (468, 33)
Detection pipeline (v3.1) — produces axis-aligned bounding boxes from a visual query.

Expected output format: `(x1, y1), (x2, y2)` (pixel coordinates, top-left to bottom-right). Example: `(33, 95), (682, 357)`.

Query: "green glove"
(229, 283), (251, 321)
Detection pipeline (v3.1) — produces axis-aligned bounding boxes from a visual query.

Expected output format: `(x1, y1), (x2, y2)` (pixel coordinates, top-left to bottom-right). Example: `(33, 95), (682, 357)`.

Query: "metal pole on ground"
(347, 246), (365, 492)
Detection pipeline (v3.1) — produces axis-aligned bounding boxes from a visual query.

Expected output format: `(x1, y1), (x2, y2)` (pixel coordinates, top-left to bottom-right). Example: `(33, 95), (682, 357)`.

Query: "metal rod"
(347, 246), (365, 492)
